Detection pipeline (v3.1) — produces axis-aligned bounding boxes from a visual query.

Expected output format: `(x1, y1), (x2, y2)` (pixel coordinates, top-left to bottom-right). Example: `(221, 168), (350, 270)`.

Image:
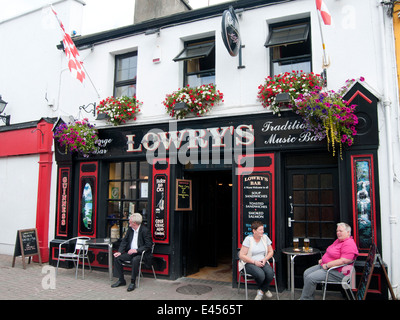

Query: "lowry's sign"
(92, 112), (325, 162)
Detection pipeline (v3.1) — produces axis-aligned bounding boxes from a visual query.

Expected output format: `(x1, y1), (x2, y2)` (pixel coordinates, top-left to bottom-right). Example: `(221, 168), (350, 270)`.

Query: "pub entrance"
(284, 152), (339, 287)
(182, 169), (232, 282)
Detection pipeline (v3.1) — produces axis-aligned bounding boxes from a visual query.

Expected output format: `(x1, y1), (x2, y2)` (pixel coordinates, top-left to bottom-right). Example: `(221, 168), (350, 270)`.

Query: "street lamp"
(0, 95), (10, 126)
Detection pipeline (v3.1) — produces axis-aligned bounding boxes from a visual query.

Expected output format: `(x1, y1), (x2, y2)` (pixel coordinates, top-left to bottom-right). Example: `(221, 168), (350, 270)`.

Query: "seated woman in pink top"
(299, 222), (359, 300)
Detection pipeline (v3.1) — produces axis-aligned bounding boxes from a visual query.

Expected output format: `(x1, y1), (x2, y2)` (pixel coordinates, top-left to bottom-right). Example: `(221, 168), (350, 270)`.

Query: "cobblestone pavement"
(0, 254), (348, 302)
(4, 254), (392, 320)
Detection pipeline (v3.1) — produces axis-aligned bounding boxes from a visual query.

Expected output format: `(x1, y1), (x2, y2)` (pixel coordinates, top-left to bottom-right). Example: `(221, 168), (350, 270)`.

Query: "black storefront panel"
(51, 82), (384, 290)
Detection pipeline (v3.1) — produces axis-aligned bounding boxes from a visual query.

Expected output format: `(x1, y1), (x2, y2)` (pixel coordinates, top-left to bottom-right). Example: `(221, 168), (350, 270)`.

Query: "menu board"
(153, 174), (167, 240)
(356, 243), (377, 300)
(12, 228), (42, 269)
(237, 153), (275, 247)
(356, 243), (397, 300)
(241, 173), (272, 238)
(175, 179), (192, 211)
(151, 158), (170, 244)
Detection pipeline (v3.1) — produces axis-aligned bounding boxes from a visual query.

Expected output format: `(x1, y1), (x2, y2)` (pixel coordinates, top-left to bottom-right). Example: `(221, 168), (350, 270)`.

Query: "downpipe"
(378, 0), (398, 297)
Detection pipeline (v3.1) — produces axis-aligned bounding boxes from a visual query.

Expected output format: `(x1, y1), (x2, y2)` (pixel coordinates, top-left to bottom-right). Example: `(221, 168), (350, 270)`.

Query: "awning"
(265, 23), (309, 48)
(173, 42), (215, 61)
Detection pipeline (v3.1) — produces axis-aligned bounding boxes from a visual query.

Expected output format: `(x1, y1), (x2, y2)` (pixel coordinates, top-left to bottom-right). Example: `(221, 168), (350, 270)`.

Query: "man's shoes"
(111, 280), (126, 288)
(127, 283), (136, 292)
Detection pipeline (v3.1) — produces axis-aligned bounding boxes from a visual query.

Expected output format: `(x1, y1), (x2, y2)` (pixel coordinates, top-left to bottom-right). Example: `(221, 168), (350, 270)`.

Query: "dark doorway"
(182, 169), (232, 281)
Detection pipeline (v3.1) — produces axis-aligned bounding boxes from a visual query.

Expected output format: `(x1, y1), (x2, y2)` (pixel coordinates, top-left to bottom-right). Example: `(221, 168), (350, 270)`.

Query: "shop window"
(114, 51), (137, 97)
(106, 161), (149, 240)
(173, 37), (215, 87)
(265, 20), (311, 75)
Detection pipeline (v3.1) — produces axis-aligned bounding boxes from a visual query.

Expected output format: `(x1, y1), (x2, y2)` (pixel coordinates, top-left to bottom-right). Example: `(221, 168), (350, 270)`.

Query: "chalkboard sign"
(356, 243), (397, 300)
(356, 243), (377, 300)
(175, 179), (192, 211)
(12, 228), (42, 269)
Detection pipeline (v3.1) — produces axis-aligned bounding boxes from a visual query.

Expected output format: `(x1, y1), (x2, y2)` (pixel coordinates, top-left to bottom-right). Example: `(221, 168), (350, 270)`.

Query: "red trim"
(151, 158), (170, 244)
(351, 154), (377, 255)
(35, 152), (53, 262)
(237, 153), (275, 249)
(347, 90), (372, 105)
(0, 121), (53, 157)
(77, 162), (98, 238)
(143, 254), (169, 276)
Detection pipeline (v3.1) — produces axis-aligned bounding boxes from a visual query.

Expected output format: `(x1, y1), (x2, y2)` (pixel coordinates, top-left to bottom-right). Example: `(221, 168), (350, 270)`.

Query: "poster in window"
(78, 162), (98, 237)
(351, 154), (377, 254)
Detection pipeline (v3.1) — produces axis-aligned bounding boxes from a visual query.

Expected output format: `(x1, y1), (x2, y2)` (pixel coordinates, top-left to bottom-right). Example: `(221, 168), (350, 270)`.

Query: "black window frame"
(114, 51), (138, 97)
(266, 19), (312, 76)
(106, 160), (150, 240)
(173, 37), (216, 87)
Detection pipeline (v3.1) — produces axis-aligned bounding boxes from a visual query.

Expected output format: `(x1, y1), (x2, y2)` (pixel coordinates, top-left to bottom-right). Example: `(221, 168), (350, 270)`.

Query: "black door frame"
(181, 168), (232, 277)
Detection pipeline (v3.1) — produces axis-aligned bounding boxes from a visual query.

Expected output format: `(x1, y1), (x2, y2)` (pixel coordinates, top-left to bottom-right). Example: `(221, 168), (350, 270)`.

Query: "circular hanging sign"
(221, 6), (241, 57)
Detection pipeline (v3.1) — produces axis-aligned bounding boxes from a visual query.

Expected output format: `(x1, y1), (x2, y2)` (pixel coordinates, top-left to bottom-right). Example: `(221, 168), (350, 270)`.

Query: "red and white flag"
(316, 0), (331, 25)
(51, 7), (85, 83)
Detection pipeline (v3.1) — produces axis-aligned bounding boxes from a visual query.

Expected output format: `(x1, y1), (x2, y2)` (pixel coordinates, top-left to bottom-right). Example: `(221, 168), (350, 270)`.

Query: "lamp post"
(0, 95), (10, 126)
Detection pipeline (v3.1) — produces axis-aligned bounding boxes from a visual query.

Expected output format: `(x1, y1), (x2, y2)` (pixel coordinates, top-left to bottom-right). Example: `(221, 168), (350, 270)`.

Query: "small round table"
(87, 238), (113, 281)
(282, 247), (321, 299)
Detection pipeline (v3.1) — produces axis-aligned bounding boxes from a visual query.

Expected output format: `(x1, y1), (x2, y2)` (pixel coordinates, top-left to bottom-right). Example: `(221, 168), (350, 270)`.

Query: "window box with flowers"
(257, 71), (323, 115)
(53, 118), (100, 158)
(96, 96), (142, 126)
(163, 84), (224, 119)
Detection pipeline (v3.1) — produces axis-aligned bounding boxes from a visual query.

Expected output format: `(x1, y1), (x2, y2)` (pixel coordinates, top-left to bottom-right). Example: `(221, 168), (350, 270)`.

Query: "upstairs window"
(114, 52), (137, 97)
(265, 20), (311, 75)
(174, 38), (215, 87)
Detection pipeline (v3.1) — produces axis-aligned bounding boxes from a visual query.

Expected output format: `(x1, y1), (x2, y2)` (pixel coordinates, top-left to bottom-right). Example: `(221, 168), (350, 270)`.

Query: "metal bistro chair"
(56, 236), (91, 279)
(122, 243), (157, 288)
(319, 259), (357, 300)
(238, 253), (279, 300)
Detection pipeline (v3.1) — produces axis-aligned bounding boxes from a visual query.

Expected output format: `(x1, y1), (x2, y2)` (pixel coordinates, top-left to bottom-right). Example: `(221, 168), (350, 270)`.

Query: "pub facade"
(51, 84), (383, 292)
(44, 0), (398, 297)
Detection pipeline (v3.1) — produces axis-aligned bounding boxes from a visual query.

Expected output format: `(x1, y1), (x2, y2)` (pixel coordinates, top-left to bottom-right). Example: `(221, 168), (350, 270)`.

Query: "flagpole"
(317, 11), (329, 69)
(50, 5), (100, 98)
(81, 63), (101, 98)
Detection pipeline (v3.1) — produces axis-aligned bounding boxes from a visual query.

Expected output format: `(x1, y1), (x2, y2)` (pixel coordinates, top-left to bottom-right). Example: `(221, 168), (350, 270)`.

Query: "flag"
(51, 7), (85, 83)
(316, 0), (331, 25)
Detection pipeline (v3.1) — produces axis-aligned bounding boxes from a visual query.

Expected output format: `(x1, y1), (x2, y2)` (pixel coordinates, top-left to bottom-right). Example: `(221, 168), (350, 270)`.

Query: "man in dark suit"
(111, 213), (153, 292)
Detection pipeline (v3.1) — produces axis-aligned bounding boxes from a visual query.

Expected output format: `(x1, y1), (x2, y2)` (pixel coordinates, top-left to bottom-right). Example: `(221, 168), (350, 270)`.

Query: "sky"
(0, 0), (232, 34)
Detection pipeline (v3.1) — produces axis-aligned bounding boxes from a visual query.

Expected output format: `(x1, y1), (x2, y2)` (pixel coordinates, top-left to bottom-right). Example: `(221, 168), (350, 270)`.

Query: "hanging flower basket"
(163, 84), (224, 119)
(257, 71), (323, 115)
(293, 78), (361, 159)
(96, 95), (142, 126)
(53, 118), (100, 157)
